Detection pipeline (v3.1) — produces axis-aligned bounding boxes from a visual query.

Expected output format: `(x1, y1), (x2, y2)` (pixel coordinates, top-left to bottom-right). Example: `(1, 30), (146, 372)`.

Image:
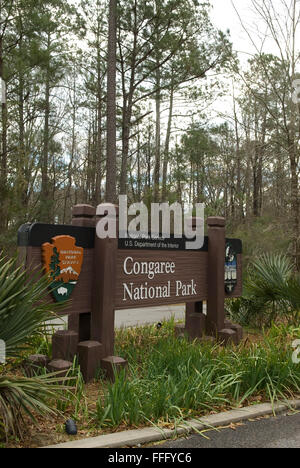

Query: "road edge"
(45, 399), (300, 448)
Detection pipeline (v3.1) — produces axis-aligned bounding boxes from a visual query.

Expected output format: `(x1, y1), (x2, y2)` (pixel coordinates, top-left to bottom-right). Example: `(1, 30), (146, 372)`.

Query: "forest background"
(0, 0), (299, 268)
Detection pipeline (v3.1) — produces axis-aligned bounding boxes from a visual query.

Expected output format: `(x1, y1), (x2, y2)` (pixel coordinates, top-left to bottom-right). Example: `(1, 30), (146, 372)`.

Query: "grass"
(56, 357), (88, 420)
(95, 319), (300, 429)
(2, 319), (300, 447)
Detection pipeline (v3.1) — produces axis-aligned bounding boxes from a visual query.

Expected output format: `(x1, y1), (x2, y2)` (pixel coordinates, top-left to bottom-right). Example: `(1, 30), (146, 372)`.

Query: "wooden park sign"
(18, 204), (243, 382)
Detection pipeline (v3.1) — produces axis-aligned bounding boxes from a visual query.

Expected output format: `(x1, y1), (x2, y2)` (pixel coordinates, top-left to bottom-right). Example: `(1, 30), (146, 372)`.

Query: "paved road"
(115, 304), (185, 328)
(48, 304), (187, 331)
(157, 412), (300, 448)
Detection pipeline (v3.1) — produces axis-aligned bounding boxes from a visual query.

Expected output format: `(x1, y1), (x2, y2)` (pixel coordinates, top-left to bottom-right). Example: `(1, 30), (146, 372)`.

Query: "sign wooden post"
(184, 217), (206, 340)
(90, 204), (127, 379)
(184, 302), (206, 340)
(68, 204), (96, 342)
(207, 217), (226, 334)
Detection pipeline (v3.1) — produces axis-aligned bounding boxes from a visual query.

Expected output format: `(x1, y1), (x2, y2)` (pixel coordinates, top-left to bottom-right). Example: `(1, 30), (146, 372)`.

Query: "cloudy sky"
(210, 0), (300, 65)
(162, 1), (300, 134)
(210, 0), (267, 62)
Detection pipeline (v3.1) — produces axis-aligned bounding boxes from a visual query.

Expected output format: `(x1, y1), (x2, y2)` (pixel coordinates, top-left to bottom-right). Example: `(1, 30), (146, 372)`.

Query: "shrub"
(227, 253), (300, 327)
(0, 255), (70, 440)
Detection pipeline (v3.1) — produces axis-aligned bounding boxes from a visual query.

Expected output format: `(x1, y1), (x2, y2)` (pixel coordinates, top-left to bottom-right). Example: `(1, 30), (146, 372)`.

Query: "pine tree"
(50, 247), (61, 281)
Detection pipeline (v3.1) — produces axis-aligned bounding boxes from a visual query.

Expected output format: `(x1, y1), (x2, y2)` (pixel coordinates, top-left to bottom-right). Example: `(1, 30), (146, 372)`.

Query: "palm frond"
(0, 253), (71, 440)
(232, 253), (300, 327)
(0, 374), (71, 439)
(0, 255), (64, 358)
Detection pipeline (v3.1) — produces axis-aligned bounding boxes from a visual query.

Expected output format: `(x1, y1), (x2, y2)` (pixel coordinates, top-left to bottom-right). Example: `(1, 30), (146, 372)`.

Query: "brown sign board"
(18, 224), (242, 314)
(115, 250), (242, 309)
(18, 205), (244, 382)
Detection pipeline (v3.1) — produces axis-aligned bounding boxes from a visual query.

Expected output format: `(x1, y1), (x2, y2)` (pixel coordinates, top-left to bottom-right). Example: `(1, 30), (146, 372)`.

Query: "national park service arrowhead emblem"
(42, 236), (84, 302)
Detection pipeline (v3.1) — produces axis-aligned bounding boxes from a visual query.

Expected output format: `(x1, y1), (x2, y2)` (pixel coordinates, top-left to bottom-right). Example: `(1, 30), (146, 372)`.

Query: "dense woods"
(0, 0), (299, 265)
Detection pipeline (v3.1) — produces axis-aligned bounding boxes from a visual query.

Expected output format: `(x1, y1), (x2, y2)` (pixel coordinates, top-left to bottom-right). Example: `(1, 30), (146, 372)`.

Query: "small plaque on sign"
(225, 242), (237, 293)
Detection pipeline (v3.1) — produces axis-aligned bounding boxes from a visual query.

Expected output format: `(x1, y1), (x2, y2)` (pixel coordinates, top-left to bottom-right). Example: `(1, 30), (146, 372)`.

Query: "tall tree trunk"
(120, 99), (133, 194)
(119, 0), (138, 196)
(289, 139), (299, 268)
(162, 73), (174, 202)
(233, 86), (243, 219)
(153, 65), (161, 203)
(289, 0), (299, 268)
(106, 0), (117, 203)
(147, 124), (152, 191)
(0, 37), (8, 233)
(0, 108), (7, 232)
(40, 34), (51, 222)
(137, 128), (141, 200)
(94, 46), (102, 205)
(17, 70), (29, 223)
(86, 123), (92, 201)
(252, 150), (260, 217)
(63, 74), (76, 224)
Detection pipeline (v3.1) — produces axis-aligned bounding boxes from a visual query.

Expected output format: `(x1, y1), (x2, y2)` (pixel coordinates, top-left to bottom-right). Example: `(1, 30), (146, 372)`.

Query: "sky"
(186, 0), (300, 124)
(207, 0), (258, 120)
(210, 0), (300, 64)
(168, 1), (257, 131)
(210, 0), (257, 61)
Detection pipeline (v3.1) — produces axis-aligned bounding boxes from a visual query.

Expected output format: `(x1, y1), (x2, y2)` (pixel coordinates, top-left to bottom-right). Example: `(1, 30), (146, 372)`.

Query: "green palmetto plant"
(0, 373), (68, 440)
(245, 253), (300, 326)
(0, 256), (64, 357)
(0, 255), (70, 440)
